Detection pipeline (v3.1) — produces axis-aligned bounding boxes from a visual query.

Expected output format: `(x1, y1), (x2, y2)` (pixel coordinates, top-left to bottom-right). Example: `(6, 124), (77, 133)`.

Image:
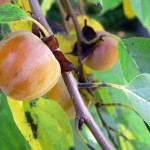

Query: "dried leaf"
(53, 50), (77, 72)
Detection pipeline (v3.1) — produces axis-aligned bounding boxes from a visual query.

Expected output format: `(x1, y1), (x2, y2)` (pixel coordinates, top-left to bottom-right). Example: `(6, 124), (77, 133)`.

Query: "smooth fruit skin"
(84, 31), (118, 71)
(0, 0), (11, 5)
(47, 76), (89, 118)
(0, 31), (61, 100)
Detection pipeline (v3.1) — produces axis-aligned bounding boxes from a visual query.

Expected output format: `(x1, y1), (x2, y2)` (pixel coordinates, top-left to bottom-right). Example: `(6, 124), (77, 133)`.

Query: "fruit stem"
(30, 17), (49, 37)
(100, 103), (132, 110)
(78, 82), (125, 90)
(78, 0), (85, 15)
(106, 33), (121, 42)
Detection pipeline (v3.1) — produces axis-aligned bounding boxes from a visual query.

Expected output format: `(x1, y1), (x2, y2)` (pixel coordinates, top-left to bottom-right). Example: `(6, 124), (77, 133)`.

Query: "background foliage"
(0, 0), (150, 150)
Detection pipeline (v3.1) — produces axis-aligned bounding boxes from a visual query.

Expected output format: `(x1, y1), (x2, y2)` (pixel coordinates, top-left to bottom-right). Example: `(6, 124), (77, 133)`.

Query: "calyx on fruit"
(71, 22), (118, 72)
(0, 30), (61, 100)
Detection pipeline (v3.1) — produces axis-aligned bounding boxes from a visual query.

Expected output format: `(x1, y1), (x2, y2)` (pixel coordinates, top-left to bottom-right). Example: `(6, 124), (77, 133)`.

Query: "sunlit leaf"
(123, 74), (150, 125)
(101, 0), (122, 14)
(118, 124), (135, 150)
(118, 40), (140, 82)
(123, 0), (135, 19)
(0, 3), (30, 23)
(7, 98), (42, 150)
(8, 97), (74, 150)
(116, 109), (150, 147)
(9, 0), (32, 31)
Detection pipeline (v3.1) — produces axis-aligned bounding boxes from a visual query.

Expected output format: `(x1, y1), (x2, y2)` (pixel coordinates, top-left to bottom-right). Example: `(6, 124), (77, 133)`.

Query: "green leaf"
(93, 62), (129, 115)
(88, 0), (122, 13)
(118, 40), (140, 82)
(87, 0), (103, 7)
(0, 94), (30, 150)
(130, 0), (150, 33)
(0, 3), (30, 23)
(8, 97), (74, 150)
(124, 74), (150, 125)
(101, 0), (122, 14)
(131, 140), (150, 150)
(116, 109), (150, 148)
(123, 38), (150, 74)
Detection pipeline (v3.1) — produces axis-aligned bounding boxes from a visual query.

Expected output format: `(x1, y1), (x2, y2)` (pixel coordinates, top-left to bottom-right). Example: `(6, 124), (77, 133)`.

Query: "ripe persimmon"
(84, 31), (118, 71)
(0, 0), (11, 5)
(0, 31), (61, 100)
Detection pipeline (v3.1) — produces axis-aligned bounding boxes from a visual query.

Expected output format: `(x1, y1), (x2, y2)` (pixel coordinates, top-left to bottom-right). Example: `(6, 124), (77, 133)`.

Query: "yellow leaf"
(119, 124), (135, 150)
(8, 97), (74, 150)
(7, 98), (43, 150)
(123, 0), (135, 19)
(77, 15), (104, 31)
(9, 0), (32, 31)
(56, 33), (92, 74)
(55, 33), (78, 66)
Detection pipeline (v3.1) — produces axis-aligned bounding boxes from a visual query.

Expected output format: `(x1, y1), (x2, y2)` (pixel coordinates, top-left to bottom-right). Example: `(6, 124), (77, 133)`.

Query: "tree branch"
(64, 0), (85, 43)
(56, 0), (69, 34)
(78, 0), (85, 14)
(28, 0), (114, 149)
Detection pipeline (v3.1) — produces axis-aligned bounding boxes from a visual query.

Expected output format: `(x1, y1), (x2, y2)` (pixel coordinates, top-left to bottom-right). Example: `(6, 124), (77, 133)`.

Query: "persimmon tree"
(0, 0), (150, 150)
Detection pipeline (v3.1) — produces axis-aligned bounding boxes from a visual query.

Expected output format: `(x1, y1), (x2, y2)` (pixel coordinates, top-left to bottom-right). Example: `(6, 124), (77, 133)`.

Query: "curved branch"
(28, 0), (114, 150)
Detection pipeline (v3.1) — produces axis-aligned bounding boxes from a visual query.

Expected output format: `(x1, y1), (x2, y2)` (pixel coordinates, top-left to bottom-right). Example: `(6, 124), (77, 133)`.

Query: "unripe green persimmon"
(84, 31), (118, 71)
(0, 31), (61, 100)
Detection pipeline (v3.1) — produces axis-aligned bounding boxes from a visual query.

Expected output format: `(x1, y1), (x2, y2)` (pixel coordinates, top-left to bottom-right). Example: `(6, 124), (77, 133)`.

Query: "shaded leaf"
(41, 0), (55, 16)
(130, 0), (150, 33)
(87, 0), (103, 9)
(0, 94), (30, 150)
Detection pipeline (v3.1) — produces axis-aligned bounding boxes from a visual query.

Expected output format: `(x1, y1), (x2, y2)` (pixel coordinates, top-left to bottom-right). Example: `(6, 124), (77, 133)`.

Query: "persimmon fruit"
(0, 31), (61, 100)
(0, 0), (11, 5)
(84, 31), (118, 71)
(46, 76), (89, 118)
